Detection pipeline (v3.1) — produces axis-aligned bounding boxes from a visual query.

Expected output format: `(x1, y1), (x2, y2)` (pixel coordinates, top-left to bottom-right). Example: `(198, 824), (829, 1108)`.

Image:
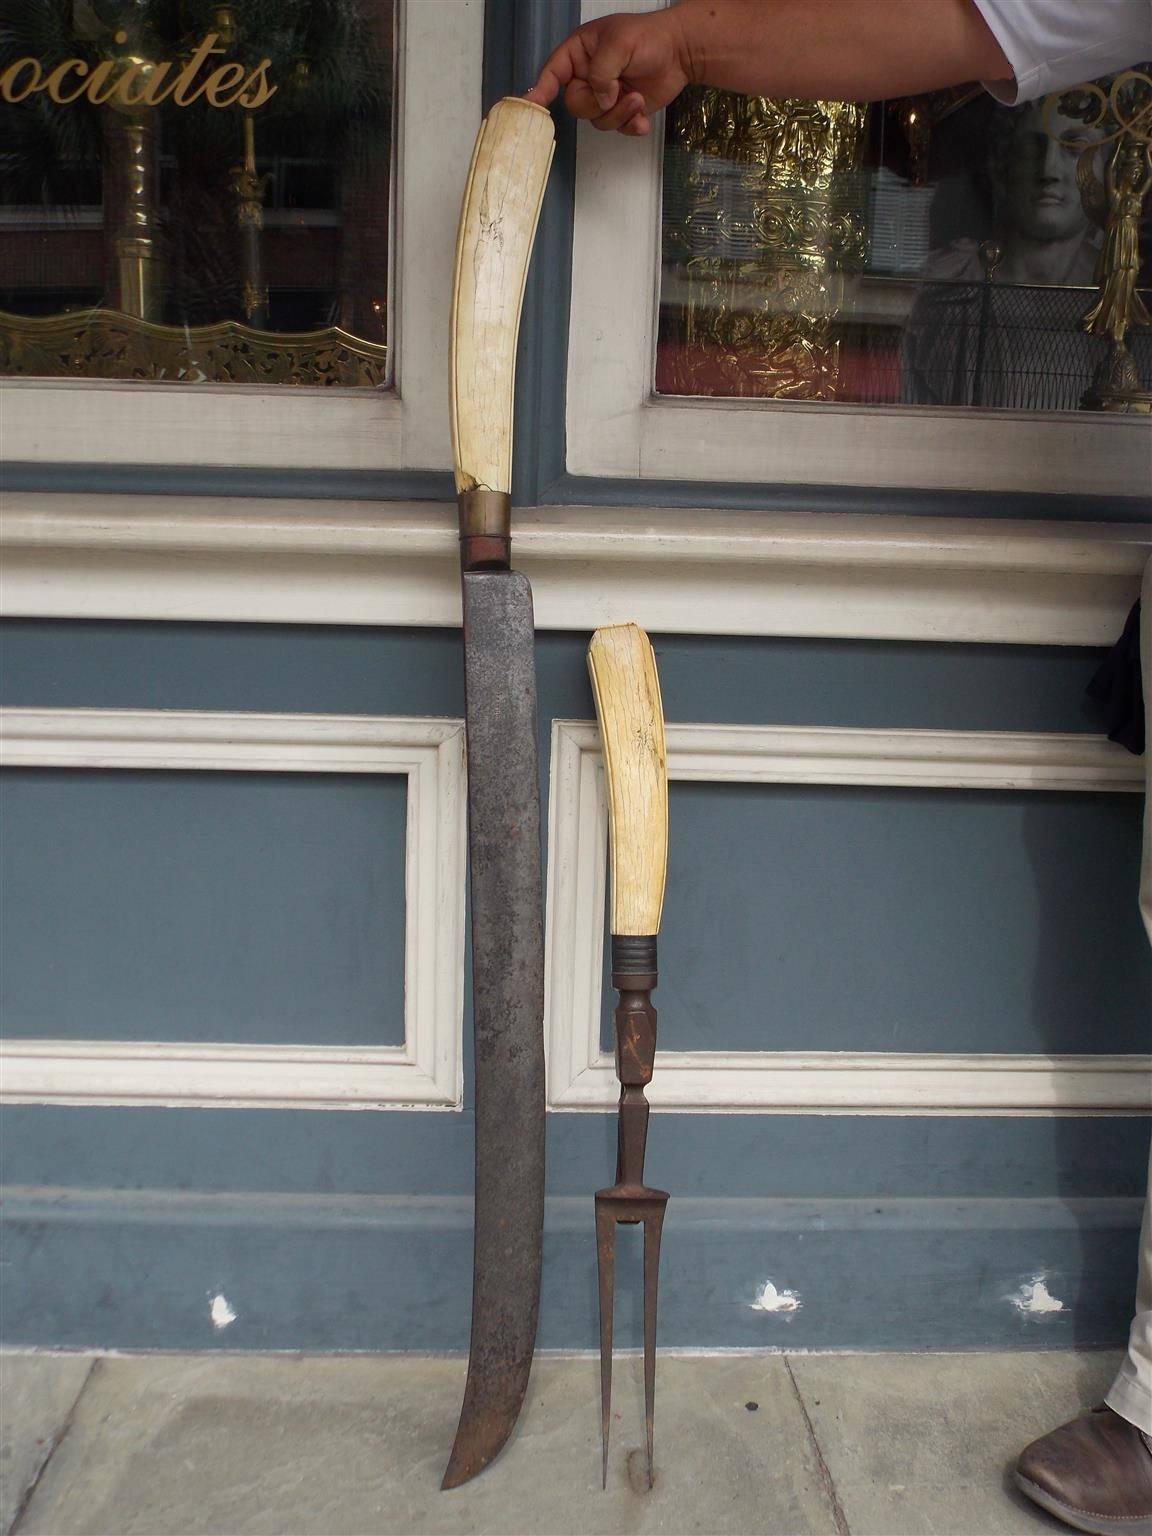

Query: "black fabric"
(1087, 600), (1144, 756)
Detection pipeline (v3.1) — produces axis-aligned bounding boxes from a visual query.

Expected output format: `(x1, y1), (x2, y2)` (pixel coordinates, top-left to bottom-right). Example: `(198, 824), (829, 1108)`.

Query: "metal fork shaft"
(595, 1189), (668, 1488)
(595, 1194), (615, 1490)
(595, 936), (667, 1489)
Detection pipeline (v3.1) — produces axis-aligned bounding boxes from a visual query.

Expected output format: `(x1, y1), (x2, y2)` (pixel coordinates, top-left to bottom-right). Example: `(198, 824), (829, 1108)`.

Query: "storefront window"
(658, 72), (1152, 413)
(0, 0), (393, 387)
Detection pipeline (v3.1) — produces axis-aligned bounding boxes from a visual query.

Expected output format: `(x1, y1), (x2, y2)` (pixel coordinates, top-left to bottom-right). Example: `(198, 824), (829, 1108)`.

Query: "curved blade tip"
(440, 1454), (479, 1492)
(441, 1422), (514, 1491)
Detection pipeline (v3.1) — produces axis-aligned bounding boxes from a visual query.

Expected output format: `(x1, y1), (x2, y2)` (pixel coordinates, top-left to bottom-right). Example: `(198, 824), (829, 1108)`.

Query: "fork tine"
(595, 1195), (617, 1489)
(642, 1199), (666, 1489)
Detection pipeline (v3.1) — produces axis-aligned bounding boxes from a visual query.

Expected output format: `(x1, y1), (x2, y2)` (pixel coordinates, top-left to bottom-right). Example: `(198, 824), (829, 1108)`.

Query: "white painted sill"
(2, 493), (1148, 645)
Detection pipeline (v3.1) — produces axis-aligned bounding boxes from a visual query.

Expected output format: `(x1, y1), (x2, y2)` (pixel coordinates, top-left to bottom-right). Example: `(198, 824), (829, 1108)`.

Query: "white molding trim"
(544, 719), (1149, 1114)
(2, 494), (1148, 646)
(0, 709), (467, 1110)
(0, 0), (482, 474)
(566, 0), (1151, 499)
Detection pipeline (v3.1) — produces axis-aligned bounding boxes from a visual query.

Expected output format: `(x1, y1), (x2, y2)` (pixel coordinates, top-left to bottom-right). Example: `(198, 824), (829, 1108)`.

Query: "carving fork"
(587, 624), (669, 1491)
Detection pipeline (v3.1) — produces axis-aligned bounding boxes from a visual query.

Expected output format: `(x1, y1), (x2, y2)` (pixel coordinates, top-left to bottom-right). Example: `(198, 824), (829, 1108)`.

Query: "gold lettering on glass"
(0, 33), (277, 111)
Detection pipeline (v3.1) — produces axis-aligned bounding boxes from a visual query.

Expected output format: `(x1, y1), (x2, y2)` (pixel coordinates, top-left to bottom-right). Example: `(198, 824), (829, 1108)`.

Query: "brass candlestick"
(104, 112), (161, 322)
(231, 114), (271, 329)
(103, 28), (163, 323)
(213, 4), (271, 329)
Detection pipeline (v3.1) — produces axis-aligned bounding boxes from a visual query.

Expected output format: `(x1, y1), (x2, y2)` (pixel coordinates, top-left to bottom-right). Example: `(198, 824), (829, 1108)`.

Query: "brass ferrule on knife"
(458, 488), (512, 573)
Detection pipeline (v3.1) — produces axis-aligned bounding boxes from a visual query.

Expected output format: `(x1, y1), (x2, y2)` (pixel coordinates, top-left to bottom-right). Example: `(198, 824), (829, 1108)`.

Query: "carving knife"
(441, 96), (555, 1492)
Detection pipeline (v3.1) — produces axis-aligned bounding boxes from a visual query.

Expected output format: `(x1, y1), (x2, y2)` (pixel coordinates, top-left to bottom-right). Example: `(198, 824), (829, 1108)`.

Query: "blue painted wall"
(1, 620), (1147, 1351)
(637, 782), (1147, 1055)
(2, 0), (1149, 1363)
(2, 771), (408, 1048)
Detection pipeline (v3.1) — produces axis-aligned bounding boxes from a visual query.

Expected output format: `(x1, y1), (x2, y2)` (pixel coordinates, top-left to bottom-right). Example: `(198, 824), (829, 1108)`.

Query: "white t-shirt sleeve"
(973, 0), (1151, 103)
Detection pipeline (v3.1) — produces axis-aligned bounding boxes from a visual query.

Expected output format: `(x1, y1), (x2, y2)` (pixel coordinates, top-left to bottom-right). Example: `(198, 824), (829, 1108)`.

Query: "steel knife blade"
(441, 96), (555, 1492)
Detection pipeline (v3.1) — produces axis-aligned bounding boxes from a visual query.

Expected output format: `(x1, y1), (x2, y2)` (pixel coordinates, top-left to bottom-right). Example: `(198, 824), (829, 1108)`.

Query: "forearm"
(673, 0), (1012, 101)
(529, 0), (1013, 135)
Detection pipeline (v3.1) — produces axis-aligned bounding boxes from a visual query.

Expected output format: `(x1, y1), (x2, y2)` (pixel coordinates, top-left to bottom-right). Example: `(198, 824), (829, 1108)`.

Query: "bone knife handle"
(451, 97), (554, 567)
(587, 625), (669, 942)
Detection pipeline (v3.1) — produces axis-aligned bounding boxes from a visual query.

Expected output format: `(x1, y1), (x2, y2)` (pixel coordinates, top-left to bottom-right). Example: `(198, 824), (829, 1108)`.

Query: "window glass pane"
(658, 77), (1152, 413)
(0, 0), (393, 387)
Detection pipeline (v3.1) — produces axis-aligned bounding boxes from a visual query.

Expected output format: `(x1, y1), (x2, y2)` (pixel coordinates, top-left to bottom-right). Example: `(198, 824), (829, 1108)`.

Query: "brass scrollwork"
(660, 87), (869, 400)
(0, 309), (388, 388)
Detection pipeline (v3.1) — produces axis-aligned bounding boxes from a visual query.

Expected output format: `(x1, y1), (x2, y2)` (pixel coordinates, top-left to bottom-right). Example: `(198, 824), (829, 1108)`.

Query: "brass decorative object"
(970, 239), (1003, 407)
(891, 87), (980, 187)
(230, 96), (272, 327)
(212, 6), (240, 49)
(1045, 66), (1152, 412)
(104, 112), (162, 322)
(102, 29), (165, 322)
(661, 87), (869, 399)
(0, 309), (388, 388)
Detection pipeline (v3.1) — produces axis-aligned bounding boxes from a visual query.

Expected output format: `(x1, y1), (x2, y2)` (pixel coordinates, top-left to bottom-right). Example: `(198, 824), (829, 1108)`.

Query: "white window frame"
(544, 718), (1149, 1113)
(566, 0), (1152, 500)
(0, 0), (483, 475)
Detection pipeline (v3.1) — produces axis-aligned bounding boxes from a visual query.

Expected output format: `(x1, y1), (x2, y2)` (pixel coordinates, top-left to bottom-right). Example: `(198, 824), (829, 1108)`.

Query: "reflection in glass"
(658, 79), (1152, 414)
(0, 0), (393, 387)
(902, 99), (1105, 410)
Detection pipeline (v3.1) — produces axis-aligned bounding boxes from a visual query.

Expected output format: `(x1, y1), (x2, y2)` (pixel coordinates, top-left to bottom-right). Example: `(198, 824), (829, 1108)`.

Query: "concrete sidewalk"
(0, 1349), (1119, 1536)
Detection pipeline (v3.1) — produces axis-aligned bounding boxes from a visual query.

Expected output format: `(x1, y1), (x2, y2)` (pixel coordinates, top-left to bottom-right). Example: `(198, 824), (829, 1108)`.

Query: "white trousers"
(1104, 556), (1152, 1436)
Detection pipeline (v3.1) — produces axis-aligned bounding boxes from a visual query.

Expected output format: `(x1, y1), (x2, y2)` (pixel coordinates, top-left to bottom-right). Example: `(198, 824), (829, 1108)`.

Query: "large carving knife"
(587, 623), (669, 1490)
(441, 97), (555, 1492)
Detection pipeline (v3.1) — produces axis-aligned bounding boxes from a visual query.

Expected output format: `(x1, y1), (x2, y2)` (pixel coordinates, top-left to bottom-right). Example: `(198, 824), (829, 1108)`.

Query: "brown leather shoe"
(1015, 1404), (1152, 1535)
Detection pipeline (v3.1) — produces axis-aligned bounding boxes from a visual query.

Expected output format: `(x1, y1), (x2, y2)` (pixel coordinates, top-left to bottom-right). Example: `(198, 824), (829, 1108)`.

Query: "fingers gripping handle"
(587, 624), (669, 939)
(450, 98), (555, 509)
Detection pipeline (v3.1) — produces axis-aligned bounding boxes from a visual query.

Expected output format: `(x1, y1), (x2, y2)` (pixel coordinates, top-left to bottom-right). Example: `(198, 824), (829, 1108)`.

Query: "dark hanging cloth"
(1087, 600), (1144, 756)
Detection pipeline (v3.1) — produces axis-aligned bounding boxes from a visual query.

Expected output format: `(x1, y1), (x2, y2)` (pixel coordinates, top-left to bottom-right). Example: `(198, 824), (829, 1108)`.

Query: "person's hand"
(526, 9), (695, 136)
